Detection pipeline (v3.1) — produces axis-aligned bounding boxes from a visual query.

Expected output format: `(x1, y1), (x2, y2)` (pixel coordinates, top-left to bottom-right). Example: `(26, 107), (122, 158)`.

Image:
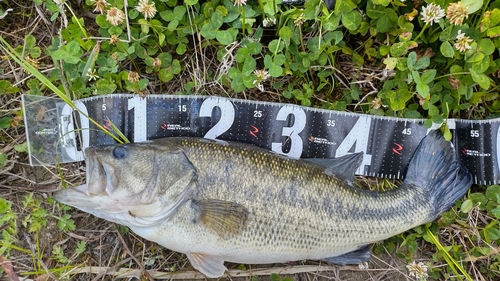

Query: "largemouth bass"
(54, 130), (472, 278)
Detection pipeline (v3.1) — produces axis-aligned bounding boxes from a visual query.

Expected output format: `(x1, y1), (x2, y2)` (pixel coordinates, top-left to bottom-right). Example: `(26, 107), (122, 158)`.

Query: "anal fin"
(187, 252), (227, 278)
(323, 245), (371, 265)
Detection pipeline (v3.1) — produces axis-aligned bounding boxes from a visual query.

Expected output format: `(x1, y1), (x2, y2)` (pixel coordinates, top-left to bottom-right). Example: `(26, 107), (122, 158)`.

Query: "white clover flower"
(294, 12), (306, 26)
(136, 0), (157, 20)
(106, 7), (125, 26)
(406, 261), (429, 280)
(253, 69), (270, 91)
(234, 0), (247, 6)
(128, 71), (140, 83)
(91, 0), (109, 14)
(254, 69), (270, 82)
(109, 35), (120, 45)
(421, 3), (445, 25)
(87, 69), (99, 81)
(454, 30), (473, 52)
(263, 17), (276, 27)
(447, 1), (469, 26)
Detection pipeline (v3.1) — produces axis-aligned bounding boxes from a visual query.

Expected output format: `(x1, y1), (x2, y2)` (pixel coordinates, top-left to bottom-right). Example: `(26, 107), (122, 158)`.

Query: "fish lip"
(85, 148), (108, 196)
(101, 160), (117, 196)
(53, 183), (88, 201)
(53, 183), (103, 212)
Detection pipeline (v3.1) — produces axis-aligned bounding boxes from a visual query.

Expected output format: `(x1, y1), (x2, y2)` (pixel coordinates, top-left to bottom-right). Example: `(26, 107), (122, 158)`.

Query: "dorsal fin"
(304, 152), (364, 185)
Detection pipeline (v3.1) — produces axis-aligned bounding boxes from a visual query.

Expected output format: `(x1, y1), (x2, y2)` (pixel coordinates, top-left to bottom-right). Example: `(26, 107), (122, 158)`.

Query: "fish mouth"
(85, 148), (117, 197)
(56, 145), (150, 200)
(53, 147), (117, 209)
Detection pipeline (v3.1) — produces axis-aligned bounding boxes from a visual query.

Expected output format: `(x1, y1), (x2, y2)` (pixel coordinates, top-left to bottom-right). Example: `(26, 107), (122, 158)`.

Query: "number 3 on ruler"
(199, 97), (235, 139)
(272, 105), (306, 158)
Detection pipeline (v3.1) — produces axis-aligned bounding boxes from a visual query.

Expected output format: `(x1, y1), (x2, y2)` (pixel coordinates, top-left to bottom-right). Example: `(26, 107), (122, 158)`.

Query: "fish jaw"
(52, 182), (138, 228)
(54, 183), (102, 209)
(54, 180), (180, 228)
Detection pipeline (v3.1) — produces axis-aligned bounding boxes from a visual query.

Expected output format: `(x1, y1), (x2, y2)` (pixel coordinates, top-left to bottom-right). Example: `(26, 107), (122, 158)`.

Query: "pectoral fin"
(323, 245), (371, 265)
(192, 199), (249, 239)
(187, 252), (227, 278)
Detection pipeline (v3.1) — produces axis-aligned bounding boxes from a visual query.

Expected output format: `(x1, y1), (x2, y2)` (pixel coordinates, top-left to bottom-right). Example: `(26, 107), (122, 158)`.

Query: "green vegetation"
(0, 0), (499, 280)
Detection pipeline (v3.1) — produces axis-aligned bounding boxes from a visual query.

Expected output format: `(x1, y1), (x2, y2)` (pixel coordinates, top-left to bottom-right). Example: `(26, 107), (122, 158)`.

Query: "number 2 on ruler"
(199, 97), (235, 139)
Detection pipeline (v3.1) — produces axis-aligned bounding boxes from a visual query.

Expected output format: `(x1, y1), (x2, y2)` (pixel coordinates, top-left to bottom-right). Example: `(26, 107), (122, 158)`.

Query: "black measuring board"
(23, 94), (500, 185)
(454, 121), (499, 185)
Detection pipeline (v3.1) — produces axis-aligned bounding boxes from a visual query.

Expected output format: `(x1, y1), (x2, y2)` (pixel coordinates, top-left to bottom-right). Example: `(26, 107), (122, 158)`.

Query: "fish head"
(53, 141), (196, 227)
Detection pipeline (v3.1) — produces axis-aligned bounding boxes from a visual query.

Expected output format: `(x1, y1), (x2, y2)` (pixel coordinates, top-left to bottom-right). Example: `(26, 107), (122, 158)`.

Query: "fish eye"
(112, 146), (127, 159)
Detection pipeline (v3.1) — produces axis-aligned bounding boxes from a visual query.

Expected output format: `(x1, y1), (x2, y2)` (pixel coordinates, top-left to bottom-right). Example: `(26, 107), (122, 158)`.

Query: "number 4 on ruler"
(335, 116), (372, 174)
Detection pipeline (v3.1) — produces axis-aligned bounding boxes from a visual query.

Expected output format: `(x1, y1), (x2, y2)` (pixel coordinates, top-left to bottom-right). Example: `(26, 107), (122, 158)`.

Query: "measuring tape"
(22, 94), (499, 185)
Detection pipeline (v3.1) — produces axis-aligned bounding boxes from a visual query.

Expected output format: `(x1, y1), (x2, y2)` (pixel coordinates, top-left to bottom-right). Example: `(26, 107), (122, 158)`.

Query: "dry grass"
(0, 1), (497, 281)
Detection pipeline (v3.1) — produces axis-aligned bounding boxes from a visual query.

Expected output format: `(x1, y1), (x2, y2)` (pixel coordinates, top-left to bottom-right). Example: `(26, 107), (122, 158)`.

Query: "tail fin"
(403, 130), (472, 219)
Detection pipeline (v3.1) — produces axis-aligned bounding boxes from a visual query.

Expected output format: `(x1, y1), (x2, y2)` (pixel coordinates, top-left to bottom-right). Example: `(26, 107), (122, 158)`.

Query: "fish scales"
(153, 139), (430, 255)
(53, 131), (472, 278)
